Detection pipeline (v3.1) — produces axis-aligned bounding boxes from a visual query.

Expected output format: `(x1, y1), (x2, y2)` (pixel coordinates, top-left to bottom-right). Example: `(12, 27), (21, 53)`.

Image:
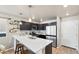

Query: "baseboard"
(62, 45), (76, 50)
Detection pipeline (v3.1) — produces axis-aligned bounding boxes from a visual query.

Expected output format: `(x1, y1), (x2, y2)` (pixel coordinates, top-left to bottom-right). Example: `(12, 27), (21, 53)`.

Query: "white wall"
(0, 19), (7, 32)
(57, 16), (61, 47)
(61, 15), (79, 50)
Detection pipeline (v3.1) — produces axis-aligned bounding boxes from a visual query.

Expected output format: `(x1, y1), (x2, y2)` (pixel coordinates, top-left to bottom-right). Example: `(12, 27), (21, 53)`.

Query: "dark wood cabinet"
(45, 43), (52, 54)
(37, 24), (42, 30)
(20, 21), (31, 30)
(37, 22), (57, 30)
(37, 24), (46, 30)
(20, 21), (57, 30)
(31, 23), (38, 30)
(20, 21), (38, 30)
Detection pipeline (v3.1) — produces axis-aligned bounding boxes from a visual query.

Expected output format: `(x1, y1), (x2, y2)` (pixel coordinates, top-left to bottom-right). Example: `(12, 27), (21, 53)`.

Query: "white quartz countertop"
(13, 35), (53, 53)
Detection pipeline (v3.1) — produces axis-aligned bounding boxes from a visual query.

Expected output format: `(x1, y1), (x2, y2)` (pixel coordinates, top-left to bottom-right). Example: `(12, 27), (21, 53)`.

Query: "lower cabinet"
(45, 43), (52, 54)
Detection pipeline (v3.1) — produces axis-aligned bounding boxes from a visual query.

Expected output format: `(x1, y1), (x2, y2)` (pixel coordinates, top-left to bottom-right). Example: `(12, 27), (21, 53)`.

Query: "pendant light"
(28, 5), (32, 22)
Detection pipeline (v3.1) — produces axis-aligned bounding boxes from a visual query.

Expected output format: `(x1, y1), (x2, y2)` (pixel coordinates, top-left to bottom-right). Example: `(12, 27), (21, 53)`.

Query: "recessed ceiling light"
(64, 5), (68, 7)
(66, 13), (69, 16)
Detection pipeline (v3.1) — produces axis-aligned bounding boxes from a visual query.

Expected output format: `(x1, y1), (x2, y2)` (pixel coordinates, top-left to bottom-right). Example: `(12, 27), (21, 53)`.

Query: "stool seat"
(16, 44), (23, 48)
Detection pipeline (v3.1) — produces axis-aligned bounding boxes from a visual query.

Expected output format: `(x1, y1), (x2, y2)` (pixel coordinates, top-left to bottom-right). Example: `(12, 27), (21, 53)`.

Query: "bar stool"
(15, 44), (25, 54)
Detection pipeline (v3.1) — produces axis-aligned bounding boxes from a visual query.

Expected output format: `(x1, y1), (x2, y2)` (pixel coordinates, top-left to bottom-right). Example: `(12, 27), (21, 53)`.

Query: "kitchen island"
(13, 35), (53, 54)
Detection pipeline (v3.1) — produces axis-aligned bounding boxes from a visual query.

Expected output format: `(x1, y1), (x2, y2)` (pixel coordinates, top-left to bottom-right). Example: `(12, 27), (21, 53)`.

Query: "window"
(0, 18), (7, 37)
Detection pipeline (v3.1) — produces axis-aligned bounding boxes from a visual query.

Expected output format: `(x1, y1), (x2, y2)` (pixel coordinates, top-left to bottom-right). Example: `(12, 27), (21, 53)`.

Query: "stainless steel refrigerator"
(46, 25), (57, 47)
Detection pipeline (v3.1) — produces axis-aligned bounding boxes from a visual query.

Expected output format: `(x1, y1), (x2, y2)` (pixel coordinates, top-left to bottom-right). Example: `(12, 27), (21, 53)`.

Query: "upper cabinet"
(38, 22), (57, 30)
(37, 24), (46, 30)
(20, 21), (57, 30)
(20, 21), (31, 30)
(20, 21), (38, 30)
(31, 23), (38, 30)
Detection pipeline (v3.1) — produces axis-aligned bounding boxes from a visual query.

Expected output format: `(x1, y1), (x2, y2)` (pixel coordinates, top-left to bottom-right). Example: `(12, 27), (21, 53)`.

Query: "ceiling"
(0, 5), (79, 22)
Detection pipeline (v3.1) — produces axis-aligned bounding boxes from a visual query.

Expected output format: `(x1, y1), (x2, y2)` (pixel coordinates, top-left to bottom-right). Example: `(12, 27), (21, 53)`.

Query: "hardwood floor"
(52, 46), (78, 54)
(1, 46), (79, 54)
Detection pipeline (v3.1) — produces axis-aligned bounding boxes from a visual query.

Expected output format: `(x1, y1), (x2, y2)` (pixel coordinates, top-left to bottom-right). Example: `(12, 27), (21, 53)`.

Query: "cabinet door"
(31, 23), (38, 30)
(20, 22), (31, 30)
(61, 20), (78, 49)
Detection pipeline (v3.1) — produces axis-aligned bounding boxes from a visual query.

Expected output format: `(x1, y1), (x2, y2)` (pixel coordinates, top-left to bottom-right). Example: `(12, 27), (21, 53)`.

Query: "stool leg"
(15, 44), (25, 54)
(21, 47), (24, 54)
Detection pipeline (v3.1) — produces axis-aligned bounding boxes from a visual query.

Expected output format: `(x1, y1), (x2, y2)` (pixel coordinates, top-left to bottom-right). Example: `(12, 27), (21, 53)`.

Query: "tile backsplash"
(19, 30), (46, 35)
